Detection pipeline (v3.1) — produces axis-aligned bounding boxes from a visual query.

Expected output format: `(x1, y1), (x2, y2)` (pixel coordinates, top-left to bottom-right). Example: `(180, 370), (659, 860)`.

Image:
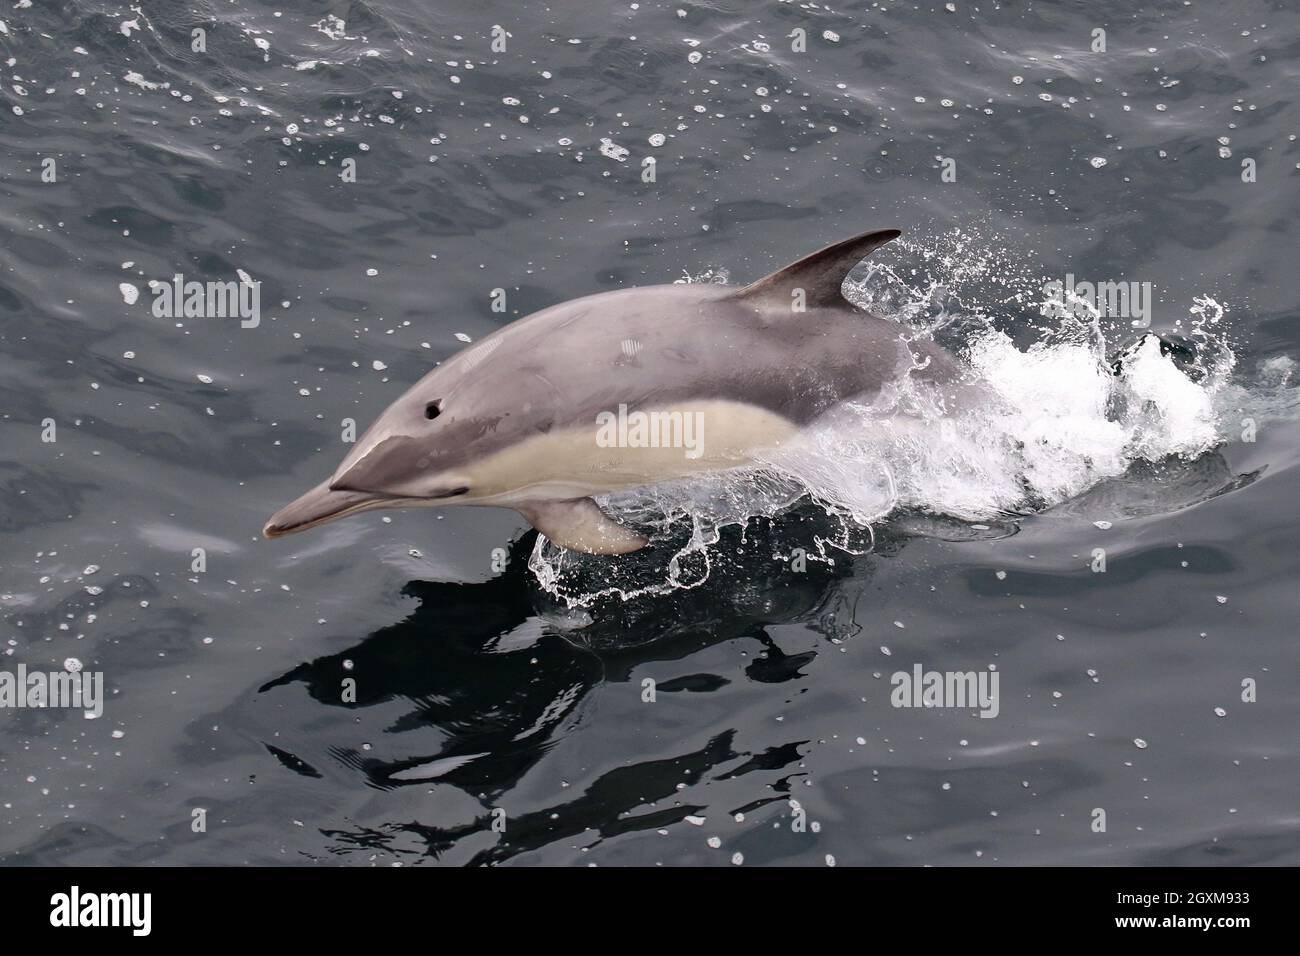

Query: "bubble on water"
(599, 138), (629, 162)
(315, 15), (346, 40)
(122, 71), (165, 91)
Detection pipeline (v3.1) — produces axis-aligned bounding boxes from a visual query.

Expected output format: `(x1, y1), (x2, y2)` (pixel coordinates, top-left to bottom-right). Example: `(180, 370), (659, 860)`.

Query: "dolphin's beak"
(262, 480), (396, 539)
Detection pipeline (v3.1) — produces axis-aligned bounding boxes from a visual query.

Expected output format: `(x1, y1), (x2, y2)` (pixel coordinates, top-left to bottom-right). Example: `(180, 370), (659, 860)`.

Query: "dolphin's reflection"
(257, 450), (1260, 861)
(259, 507), (893, 861)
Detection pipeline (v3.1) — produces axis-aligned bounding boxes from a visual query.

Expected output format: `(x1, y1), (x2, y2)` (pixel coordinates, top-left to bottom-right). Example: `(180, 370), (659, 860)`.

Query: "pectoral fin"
(517, 499), (649, 555)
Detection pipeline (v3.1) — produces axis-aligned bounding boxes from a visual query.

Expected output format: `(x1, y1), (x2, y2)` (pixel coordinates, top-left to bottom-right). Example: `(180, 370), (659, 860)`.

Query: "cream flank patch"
(457, 399), (801, 506)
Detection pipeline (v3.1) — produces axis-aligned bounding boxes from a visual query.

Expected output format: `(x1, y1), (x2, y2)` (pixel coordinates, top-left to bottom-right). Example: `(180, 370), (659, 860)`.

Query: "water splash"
(530, 228), (1296, 608)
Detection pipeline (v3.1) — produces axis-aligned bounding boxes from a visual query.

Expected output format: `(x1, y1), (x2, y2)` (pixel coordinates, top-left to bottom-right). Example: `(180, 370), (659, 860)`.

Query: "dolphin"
(263, 229), (962, 554)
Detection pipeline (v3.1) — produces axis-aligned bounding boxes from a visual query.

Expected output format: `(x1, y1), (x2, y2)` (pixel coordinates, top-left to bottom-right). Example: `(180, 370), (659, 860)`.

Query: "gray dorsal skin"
(263, 228), (963, 554)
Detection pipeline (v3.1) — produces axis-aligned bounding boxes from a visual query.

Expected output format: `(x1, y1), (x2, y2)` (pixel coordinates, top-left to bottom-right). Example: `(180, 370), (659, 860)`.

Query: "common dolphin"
(263, 229), (962, 554)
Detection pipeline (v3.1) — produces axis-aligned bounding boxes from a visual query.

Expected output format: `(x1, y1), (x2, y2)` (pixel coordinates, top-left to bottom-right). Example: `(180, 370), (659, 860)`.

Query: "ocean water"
(1, 0), (1298, 865)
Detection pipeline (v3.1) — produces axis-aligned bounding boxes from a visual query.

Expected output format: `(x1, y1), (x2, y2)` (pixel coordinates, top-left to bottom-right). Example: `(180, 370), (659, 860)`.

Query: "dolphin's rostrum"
(263, 229), (961, 554)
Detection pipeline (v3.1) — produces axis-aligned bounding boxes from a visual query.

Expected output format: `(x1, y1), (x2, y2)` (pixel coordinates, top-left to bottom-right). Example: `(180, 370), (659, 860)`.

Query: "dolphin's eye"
(425, 401), (442, 420)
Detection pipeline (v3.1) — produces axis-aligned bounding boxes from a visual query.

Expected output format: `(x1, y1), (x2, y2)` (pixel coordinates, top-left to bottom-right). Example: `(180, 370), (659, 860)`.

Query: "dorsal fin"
(728, 228), (901, 310)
